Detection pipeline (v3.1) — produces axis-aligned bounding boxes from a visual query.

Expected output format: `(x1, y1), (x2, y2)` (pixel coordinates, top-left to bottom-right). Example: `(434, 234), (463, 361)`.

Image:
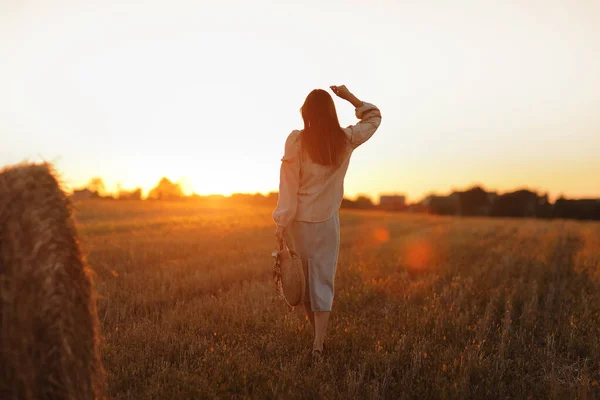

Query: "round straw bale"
(0, 163), (104, 400)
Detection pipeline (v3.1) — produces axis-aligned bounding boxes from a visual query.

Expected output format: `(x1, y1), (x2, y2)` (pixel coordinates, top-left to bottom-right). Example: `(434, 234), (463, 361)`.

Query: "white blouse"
(272, 102), (382, 227)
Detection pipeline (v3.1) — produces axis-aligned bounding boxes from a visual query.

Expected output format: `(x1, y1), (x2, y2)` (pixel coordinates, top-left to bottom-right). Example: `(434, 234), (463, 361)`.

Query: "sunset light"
(3, 1), (600, 398)
(2, 0), (599, 200)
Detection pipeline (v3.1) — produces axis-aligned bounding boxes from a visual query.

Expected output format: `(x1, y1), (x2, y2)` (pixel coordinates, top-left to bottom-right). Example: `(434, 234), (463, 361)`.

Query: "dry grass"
(74, 200), (600, 399)
(0, 164), (104, 400)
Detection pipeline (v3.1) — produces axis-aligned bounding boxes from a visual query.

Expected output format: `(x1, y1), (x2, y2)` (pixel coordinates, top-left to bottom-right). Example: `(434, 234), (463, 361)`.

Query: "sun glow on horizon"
(2, 0), (600, 201)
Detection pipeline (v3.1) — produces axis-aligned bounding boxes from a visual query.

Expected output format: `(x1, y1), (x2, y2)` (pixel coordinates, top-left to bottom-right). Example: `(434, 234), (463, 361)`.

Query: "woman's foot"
(312, 349), (323, 363)
(311, 343), (326, 362)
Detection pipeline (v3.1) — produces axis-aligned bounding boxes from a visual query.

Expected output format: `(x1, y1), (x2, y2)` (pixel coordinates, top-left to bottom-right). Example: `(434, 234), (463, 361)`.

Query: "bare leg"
(304, 303), (315, 336)
(313, 311), (331, 352)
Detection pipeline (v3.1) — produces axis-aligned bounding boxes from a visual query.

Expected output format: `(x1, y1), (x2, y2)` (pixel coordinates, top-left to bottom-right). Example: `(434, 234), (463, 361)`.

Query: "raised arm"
(272, 130), (301, 230)
(331, 85), (382, 149)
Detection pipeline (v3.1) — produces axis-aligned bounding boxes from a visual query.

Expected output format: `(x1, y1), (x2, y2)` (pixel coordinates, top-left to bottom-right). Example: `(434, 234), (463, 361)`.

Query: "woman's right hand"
(330, 85), (352, 101)
(330, 85), (363, 108)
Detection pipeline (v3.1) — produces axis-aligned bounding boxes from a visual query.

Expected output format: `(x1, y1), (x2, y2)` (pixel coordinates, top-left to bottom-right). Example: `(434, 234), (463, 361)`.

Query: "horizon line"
(73, 184), (600, 203)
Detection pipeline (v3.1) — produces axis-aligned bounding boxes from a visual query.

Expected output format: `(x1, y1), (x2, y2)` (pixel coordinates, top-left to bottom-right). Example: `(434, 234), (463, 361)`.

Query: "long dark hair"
(301, 89), (348, 166)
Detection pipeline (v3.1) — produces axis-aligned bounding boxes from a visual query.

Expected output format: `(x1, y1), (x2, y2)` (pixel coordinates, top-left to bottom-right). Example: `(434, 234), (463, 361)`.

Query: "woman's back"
(296, 130), (353, 222)
(273, 99), (382, 226)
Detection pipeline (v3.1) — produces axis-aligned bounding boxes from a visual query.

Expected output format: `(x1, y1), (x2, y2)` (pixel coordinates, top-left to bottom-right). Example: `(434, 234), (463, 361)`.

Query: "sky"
(1, 0), (599, 201)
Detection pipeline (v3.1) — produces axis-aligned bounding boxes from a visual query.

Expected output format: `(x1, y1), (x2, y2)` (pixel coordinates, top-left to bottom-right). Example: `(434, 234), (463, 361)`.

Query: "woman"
(272, 85), (382, 359)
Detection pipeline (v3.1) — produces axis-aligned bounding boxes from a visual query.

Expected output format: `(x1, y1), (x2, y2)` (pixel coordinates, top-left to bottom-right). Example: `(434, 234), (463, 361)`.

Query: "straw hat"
(272, 241), (305, 307)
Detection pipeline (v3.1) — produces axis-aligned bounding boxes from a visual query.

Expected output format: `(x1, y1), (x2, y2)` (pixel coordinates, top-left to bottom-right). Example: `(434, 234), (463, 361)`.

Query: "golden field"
(74, 200), (600, 399)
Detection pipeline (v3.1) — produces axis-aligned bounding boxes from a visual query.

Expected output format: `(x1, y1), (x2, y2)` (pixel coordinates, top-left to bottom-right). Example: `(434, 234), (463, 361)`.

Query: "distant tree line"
(334, 187), (600, 221)
(71, 177), (280, 206)
(72, 177), (143, 201)
(421, 186), (600, 221)
(71, 179), (600, 221)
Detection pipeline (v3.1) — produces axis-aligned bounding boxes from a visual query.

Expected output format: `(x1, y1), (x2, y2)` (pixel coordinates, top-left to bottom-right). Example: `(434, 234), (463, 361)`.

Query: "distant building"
(72, 189), (97, 201)
(379, 195), (406, 211)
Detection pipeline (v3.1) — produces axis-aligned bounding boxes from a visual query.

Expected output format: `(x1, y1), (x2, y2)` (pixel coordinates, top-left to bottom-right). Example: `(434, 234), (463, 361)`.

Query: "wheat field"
(73, 200), (600, 399)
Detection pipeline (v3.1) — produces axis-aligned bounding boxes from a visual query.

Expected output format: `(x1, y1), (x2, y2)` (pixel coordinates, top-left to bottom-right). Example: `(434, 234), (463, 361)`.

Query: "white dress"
(286, 212), (340, 311)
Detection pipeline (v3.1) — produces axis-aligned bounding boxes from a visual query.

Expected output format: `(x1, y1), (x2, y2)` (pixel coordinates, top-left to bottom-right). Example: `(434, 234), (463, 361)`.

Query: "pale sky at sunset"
(1, 0), (599, 201)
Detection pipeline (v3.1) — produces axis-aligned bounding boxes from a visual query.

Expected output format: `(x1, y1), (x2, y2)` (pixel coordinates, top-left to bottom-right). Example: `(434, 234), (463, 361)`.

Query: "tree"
(147, 178), (185, 200)
(355, 195), (374, 209)
(86, 177), (106, 197)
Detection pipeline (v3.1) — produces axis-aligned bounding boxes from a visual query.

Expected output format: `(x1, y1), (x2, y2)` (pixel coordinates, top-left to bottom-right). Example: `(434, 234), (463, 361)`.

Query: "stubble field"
(74, 200), (600, 399)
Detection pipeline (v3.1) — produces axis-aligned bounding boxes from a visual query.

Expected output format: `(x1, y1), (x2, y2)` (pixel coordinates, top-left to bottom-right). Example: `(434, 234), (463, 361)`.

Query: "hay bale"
(0, 163), (104, 400)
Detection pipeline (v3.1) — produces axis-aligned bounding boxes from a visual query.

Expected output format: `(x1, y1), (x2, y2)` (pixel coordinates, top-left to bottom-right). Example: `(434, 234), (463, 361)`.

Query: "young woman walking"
(272, 85), (382, 360)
